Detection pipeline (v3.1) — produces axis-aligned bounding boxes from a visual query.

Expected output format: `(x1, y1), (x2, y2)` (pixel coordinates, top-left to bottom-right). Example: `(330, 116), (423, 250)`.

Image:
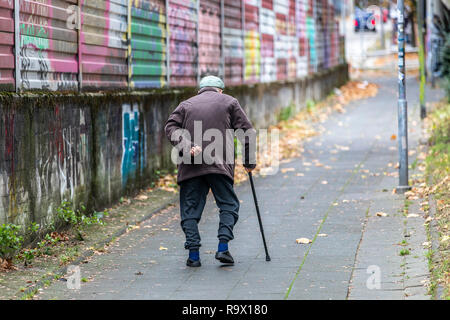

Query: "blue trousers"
(179, 174), (240, 250)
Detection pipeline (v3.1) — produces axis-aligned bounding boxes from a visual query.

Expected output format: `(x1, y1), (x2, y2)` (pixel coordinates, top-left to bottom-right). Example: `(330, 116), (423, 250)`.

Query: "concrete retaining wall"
(0, 63), (348, 228)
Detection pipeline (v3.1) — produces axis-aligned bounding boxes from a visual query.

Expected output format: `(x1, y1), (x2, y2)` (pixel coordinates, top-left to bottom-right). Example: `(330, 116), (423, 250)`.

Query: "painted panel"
(314, 0), (325, 71)
(339, 34), (344, 65)
(306, 15), (315, 74)
(260, 1), (275, 82)
(329, 18), (339, 68)
(198, 0), (221, 78)
(129, 0), (167, 89)
(168, 0), (198, 87)
(19, 0), (79, 91)
(295, 0), (307, 78)
(286, 0), (295, 79)
(223, 0), (243, 85)
(244, 0), (260, 83)
(81, 0), (128, 90)
(0, 0), (15, 91)
(274, 0), (287, 80)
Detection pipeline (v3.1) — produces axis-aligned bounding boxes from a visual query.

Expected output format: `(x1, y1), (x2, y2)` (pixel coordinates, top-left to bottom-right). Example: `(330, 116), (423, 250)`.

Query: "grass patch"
(399, 249), (410, 256)
(425, 101), (450, 299)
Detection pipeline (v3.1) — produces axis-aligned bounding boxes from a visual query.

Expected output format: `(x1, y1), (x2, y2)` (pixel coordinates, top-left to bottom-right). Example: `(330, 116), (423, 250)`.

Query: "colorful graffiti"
(223, 0), (244, 85)
(260, 0), (276, 83)
(0, 0), (344, 91)
(19, 0), (79, 91)
(244, 0), (260, 83)
(198, 0), (221, 78)
(129, 0), (167, 88)
(121, 103), (146, 187)
(168, 0), (198, 86)
(80, 0), (128, 89)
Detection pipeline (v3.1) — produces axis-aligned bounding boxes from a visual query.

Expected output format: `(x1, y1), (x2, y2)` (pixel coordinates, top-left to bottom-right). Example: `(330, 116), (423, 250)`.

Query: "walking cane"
(248, 171), (271, 262)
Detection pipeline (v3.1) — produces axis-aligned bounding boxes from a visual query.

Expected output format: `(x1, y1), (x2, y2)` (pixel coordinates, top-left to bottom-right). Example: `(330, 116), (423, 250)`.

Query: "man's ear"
(218, 89), (223, 94)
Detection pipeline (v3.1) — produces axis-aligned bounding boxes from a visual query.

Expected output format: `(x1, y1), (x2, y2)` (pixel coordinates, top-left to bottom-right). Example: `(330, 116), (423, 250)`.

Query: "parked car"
(382, 8), (388, 23)
(354, 7), (376, 32)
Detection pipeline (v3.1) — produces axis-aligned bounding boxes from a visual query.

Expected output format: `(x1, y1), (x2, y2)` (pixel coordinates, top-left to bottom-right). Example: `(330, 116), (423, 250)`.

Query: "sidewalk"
(35, 76), (445, 300)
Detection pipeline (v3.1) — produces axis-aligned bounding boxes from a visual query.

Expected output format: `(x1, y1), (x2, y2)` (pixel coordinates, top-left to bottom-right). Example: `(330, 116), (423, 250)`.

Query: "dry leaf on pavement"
(296, 238), (312, 244)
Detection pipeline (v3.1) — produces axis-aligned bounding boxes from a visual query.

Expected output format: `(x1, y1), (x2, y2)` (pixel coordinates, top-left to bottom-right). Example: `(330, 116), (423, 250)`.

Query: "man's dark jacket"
(165, 87), (256, 184)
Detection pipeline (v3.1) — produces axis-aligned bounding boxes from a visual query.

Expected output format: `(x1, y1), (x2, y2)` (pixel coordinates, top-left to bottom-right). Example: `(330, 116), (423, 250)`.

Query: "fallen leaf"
(159, 246), (168, 251)
(390, 134), (397, 140)
(281, 168), (295, 173)
(296, 238), (312, 244)
(406, 214), (420, 218)
(321, 180), (328, 185)
(136, 195), (148, 201)
(376, 212), (388, 217)
(317, 233), (328, 237)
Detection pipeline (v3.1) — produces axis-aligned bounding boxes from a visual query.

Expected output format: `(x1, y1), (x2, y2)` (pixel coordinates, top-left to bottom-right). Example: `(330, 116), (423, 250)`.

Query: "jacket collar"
(198, 87), (220, 95)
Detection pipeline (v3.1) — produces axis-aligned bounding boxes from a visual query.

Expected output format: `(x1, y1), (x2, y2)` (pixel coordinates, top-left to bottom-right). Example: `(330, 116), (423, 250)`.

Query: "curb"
(18, 194), (178, 300)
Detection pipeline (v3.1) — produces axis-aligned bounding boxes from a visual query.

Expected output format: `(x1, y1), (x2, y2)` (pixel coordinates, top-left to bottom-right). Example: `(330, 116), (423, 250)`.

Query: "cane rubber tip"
(266, 256), (271, 262)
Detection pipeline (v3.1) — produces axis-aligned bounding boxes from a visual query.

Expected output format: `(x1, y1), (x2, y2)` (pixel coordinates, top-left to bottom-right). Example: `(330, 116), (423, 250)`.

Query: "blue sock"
(218, 240), (228, 252)
(189, 250), (199, 261)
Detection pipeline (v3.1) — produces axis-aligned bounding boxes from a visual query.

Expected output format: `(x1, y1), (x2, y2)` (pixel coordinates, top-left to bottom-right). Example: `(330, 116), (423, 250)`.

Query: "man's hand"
(190, 145), (202, 156)
(245, 166), (255, 173)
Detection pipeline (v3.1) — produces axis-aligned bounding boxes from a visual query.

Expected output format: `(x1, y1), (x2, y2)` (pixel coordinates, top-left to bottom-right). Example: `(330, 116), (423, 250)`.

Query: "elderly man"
(165, 76), (256, 267)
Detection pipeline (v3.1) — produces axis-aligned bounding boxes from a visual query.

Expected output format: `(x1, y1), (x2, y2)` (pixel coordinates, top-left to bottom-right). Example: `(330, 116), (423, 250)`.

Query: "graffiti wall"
(0, 0), (345, 92)
(287, 0), (296, 79)
(223, 0), (244, 85)
(0, 0), (15, 91)
(129, 0), (168, 89)
(274, 0), (287, 81)
(19, 0), (79, 91)
(296, 0), (307, 78)
(0, 101), (92, 226)
(260, 0), (275, 83)
(168, 0), (198, 86)
(121, 103), (146, 187)
(80, 0), (128, 90)
(244, 0), (260, 83)
(306, 15), (316, 73)
(0, 63), (348, 227)
(198, 0), (221, 78)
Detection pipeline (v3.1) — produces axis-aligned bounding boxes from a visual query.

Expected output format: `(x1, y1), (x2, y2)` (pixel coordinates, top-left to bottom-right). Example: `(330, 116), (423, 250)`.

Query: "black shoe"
(215, 250), (234, 264)
(186, 258), (201, 267)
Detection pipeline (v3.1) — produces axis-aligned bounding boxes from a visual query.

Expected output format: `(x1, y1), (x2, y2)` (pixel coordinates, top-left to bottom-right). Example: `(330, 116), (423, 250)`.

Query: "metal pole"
(14, 0), (21, 93)
(165, 0), (171, 87)
(220, 0), (225, 79)
(396, 0), (411, 193)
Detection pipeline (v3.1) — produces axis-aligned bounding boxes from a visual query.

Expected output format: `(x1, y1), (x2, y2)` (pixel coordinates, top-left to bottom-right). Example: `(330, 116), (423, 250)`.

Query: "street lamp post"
(396, 0), (411, 194)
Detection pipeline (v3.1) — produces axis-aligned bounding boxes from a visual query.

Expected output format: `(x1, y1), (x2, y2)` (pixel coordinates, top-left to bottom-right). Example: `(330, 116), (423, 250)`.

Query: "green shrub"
(0, 224), (24, 261)
(56, 201), (106, 241)
(278, 104), (295, 122)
